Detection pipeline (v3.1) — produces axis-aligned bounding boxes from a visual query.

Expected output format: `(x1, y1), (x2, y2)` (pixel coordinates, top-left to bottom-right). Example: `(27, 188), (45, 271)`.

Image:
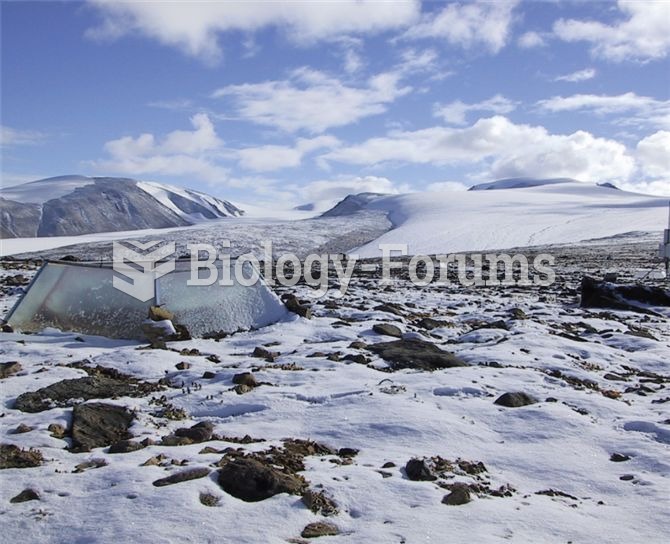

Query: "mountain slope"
(0, 176), (243, 238)
(321, 179), (668, 256)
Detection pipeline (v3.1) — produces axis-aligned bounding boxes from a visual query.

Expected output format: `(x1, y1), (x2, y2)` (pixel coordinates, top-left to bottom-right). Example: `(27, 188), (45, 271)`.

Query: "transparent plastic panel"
(7, 263), (153, 339)
(157, 261), (287, 336)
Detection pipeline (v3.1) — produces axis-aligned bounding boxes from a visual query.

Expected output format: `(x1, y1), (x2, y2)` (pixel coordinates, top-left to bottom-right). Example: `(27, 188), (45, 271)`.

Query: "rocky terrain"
(0, 234), (668, 543)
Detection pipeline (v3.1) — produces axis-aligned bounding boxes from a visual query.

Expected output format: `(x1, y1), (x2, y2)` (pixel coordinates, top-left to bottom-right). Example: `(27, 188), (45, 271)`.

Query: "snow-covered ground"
(1, 236), (669, 543)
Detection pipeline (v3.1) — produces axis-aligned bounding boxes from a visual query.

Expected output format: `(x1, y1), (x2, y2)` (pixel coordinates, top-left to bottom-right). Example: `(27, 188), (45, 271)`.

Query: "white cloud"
(554, 68), (596, 83)
(636, 131), (670, 178)
(426, 181), (469, 192)
(303, 175), (406, 202)
(0, 125), (45, 146)
(402, 0), (520, 54)
(85, 0), (420, 63)
(92, 113), (229, 183)
(537, 92), (670, 129)
(517, 31), (545, 49)
(237, 135), (339, 172)
(554, 0), (670, 62)
(321, 115), (636, 183)
(434, 95), (517, 125)
(212, 67), (411, 133)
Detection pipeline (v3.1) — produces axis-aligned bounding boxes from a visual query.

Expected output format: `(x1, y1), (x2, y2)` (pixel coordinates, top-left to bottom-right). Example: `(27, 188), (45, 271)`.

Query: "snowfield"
(0, 234), (669, 543)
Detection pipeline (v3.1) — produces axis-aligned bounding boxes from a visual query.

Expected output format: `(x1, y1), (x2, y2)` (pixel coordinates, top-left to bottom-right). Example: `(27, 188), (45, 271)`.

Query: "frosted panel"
(7, 263), (153, 339)
(157, 261), (287, 336)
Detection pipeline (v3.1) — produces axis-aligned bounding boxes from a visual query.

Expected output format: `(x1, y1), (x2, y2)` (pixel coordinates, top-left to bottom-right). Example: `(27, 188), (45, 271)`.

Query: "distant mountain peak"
(0, 175), (243, 239)
(468, 177), (579, 191)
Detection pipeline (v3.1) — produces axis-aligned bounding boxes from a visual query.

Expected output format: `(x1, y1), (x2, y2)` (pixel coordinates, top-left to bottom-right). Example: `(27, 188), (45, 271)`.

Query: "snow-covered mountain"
(0, 176), (243, 238)
(321, 178), (668, 256)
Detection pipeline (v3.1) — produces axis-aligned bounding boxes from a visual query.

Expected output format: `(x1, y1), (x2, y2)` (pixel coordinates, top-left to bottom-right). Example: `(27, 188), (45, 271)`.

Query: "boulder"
(405, 458), (436, 481)
(174, 421), (214, 443)
(153, 467), (210, 487)
(0, 361), (22, 379)
(301, 522), (340, 538)
(442, 484), (472, 505)
(70, 403), (134, 452)
(494, 392), (538, 408)
(581, 276), (670, 314)
(217, 457), (306, 502)
(0, 444), (43, 469)
(373, 323), (403, 338)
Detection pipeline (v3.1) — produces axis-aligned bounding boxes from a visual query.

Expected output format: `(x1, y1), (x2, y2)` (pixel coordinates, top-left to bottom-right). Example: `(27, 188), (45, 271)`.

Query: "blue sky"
(1, 0), (669, 204)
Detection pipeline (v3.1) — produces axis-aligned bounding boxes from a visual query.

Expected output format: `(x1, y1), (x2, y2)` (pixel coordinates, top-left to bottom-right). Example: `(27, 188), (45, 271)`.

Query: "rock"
(301, 522), (339, 538)
(10, 488), (40, 503)
(510, 308), (527, 320)
(416, 317), (447, 330)
(367, 339), (467, 371)
(252, 346), (279, 361)
(581, 276), (670, 314)
(0, 444), (43, 469)
(14, 375), (159, 413)
(148, 305), (175, 322)
(234, 384), (254, 395)
(70, 403), (134, 452)
(141, 319), (176, 347)
(217, 458), (306, 502)
(174, 421), (214, 443)
(73, 458), (108, 473)
(343, 353), (368, 364)
(610, 453), (631, 462)
(108, 440), (145, 454)
(175, 362), (191, 370)
(202, 371), (216, 379)
(11, 423), (33, 434)
(232, 372), (258, 388)
(494, 392), (538, 408)
(0, 361), (22, 379)
(283, 294), (312, 319)
(338, 447), (359, 458)
(48, 423), (67, 438)
(442, 484), (472, 505)
(1, 324), (13, 333)
(373, 323), (403, 338)
(405, 458), (436, 481)
(373, 303), (404, 316)
(160, 435), (193, 446)
(348, 341), (367, 349)
(381, 461), (396, 469)
(153, 467), (210, 487)
(199, 492), (220, 506)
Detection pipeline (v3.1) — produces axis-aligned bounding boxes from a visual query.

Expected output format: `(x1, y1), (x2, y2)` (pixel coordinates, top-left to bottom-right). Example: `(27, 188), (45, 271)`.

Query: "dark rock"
(232, 372), (258, 388)
(338, 447), (359, 458)
(610, 453), (631, 462)
(234, 384), (254, 395)
(1, 324), (14, 333)
(70, 403), (134, 452)
(14, 375), (159, 413)
(283, 294), (312, 319)
(348, 341), (368, 349)
(405, 458), (436, 481)
(202, 371), (216, 379)
(0, 444), (43, 469)
(217, 457), (306, 502)
(174, 421), (214, 443)
(374, 303), (405, 316)
(619, 474), (635, 481)
(581, 276), (670, 314)
(153, 467), (211, 487)
(199, 492), (220, 506)
(416, 317), (447, 330)
(494, 392), (538, 408)
(108, 440), (145, 454)
(373, 323), (403, 338)
(148, 305), (175, 322)
(73, 458), (108, 473)
(301, 521), (339, 538)
(382, 461), (396, 469)
(343, 353), (368, 364)
(175, 362), (191, 370)
(10, 488), (40, 503)
(510, 308), (527, 320)
(442, 484), (472, 505)
(367, 339), (467, 371)
(0, 361), (22, 379)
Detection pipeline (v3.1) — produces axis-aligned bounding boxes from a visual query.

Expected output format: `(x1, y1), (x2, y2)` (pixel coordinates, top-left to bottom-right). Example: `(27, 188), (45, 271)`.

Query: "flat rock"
(108, 440), (145, 454)
(373, 323), (403, 338)
(153, 467), (210, 487)
(14, 375), (157, 413)
(494, 392), (538, 408)
(70, 403), (134, 452)
(217, 457), (306, 502)
(367, 339), (467, 371)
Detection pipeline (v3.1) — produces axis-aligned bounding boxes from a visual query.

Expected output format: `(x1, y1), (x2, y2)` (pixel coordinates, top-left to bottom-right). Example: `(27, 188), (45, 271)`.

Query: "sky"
(1, 0), (669, 205)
